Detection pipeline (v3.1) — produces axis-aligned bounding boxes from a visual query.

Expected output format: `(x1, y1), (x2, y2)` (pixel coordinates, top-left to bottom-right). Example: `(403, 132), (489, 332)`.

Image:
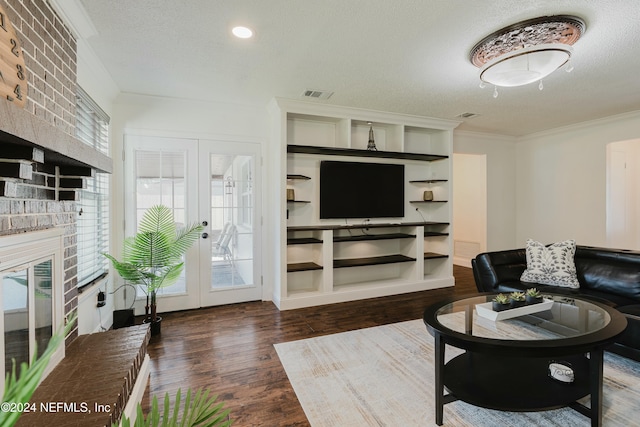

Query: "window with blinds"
(76, 86), (110, 287)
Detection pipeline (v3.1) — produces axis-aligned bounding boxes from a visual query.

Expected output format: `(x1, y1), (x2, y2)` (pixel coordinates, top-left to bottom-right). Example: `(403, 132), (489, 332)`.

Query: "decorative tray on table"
(475, 299), (554, 321)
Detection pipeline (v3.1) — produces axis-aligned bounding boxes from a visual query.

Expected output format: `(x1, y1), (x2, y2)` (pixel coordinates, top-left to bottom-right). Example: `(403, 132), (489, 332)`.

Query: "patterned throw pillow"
(520, 239), (580, 288)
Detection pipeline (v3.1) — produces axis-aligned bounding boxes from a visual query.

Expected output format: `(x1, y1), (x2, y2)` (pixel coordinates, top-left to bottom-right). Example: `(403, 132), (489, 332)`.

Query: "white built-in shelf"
(271, 98), (458, 310)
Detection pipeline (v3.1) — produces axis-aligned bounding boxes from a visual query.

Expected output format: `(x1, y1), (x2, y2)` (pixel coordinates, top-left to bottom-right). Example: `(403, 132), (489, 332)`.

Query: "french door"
(124, 135), (262, 314)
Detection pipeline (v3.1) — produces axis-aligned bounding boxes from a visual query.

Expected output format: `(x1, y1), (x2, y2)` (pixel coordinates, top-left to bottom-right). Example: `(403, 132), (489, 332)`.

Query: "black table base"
(434, 332), (605, 426)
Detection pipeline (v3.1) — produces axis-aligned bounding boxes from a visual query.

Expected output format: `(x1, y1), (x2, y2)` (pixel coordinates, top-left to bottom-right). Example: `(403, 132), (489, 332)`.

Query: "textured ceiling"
(76, 0), (640, 136)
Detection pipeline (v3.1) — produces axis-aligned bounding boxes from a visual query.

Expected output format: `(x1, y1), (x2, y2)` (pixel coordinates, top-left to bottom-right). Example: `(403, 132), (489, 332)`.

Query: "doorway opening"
(452, 153), (487, 266)
(606, 139), (640, 250)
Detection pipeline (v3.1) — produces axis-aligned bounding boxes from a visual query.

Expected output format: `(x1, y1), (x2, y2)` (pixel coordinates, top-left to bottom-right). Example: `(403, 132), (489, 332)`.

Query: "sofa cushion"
(521, 239), (580, 289)
(574, 247), (640, 301)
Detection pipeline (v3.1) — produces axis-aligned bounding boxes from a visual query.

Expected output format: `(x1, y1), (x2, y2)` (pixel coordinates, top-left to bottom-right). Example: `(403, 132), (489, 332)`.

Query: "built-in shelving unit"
(270, 98), (460, 310)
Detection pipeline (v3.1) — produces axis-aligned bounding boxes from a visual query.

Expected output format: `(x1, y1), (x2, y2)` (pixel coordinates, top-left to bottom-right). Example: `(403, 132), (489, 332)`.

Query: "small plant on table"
(525, 288), (543, 304)
(492, 293), (511, 312)
(509, 291), (526, 308)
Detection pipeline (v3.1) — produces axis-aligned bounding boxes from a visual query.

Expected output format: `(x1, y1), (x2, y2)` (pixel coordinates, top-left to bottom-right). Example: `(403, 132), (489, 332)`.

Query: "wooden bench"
(16, 324), (150, 427)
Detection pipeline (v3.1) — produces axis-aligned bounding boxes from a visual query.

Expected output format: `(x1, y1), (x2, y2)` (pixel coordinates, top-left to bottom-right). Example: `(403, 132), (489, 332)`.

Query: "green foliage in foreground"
(118, 388), (232, 427)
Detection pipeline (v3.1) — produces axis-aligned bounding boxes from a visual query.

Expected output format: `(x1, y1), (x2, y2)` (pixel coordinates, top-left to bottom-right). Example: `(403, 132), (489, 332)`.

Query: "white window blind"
(76, 86), (110, 287)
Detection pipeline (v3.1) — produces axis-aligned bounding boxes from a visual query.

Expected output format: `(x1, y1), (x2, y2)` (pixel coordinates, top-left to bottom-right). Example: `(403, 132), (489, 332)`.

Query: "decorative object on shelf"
(526, 288), (543, 304)
(286, 188), (295, 201)
(366, 122), (377, 151)
(470, 15), (585, 96)
(0, 3), (28, 108)
(423, 190), (434, 201)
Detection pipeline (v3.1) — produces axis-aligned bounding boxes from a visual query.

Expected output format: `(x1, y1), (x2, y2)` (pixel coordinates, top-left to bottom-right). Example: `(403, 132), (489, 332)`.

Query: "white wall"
(453, 130), (518, 251)
(516, 111), (640, 247)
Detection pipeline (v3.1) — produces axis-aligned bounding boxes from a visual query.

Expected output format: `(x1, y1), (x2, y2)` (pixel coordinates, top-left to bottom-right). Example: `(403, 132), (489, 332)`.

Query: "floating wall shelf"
(287, 144), (448, 162)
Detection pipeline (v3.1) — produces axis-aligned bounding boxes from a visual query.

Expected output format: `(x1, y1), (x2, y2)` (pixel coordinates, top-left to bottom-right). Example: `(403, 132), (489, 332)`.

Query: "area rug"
(274, 320), (640, 426)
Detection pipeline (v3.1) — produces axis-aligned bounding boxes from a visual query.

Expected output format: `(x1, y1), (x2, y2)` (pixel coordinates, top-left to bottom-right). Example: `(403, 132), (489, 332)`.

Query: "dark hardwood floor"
(141, 265), (478, 426)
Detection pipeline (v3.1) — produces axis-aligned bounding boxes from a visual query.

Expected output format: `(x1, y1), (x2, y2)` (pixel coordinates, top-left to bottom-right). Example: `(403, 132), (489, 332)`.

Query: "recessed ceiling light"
(232, 26), (253, 39)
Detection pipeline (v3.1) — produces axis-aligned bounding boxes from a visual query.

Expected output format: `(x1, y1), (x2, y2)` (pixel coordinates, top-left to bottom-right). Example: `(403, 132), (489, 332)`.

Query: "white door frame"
(198, 139), (263, 306)
(123, 134), (263, 313)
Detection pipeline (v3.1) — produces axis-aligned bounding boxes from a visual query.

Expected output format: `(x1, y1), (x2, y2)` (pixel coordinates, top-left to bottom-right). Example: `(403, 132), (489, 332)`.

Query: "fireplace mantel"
(0, 98), (112, 174)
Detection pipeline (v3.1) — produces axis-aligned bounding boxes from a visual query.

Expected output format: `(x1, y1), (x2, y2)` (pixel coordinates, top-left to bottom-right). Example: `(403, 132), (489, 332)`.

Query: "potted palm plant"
(104, 205), (203, 336)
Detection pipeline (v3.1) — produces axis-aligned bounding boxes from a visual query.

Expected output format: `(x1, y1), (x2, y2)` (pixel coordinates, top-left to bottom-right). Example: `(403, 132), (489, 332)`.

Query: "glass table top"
(434, 294), (611, 342)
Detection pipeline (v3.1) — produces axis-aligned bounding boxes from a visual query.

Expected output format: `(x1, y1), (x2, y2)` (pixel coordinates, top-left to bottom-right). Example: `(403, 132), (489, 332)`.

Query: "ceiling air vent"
(457, 112), (479, 119)
(301, 89), (334, 100)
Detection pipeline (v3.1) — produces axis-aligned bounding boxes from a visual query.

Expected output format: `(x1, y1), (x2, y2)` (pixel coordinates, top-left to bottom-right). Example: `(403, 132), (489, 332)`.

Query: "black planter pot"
(510, 299), (525, 309)
(492, 301), (511, 312)
(526, 296), (543, 305)
(143, 316), (162, 336)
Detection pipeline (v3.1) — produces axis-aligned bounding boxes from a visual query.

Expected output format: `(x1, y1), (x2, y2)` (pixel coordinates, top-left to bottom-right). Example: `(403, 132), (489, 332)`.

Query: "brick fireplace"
(0, 0), (112, 344)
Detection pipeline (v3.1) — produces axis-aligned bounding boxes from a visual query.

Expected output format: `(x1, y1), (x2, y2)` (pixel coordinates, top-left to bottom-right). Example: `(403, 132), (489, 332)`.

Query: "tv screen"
(320, 161), (405, 219)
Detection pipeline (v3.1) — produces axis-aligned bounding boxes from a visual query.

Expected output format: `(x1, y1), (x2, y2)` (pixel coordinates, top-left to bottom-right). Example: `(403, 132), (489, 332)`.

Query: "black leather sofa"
(472, 245), (640, 361)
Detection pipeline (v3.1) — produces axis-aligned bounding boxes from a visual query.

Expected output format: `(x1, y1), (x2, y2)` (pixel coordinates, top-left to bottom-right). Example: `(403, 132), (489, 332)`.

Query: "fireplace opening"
(0, 228), (64, 395)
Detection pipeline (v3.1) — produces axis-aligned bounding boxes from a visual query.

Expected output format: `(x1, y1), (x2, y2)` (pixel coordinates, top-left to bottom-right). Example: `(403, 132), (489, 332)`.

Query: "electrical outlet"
(97, 290), (106, 308)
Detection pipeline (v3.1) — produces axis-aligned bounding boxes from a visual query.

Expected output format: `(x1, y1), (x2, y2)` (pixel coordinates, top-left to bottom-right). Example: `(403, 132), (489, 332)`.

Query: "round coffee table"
(423, 293), (627, 427)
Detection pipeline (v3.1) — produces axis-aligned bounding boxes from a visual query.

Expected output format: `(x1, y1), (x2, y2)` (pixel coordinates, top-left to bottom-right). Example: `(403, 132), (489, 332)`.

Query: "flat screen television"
(319, 160), (405, 219)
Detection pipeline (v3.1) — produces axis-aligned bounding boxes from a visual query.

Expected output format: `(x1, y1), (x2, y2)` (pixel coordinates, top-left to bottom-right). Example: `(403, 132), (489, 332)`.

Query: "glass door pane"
(3, 268), (29, 377)
(33, 260), (53, 358)
(209, 154), (254, 289)
(124, 135), (200, 315)
(200, 140), (261, 307)
(135, 150), (187, 296)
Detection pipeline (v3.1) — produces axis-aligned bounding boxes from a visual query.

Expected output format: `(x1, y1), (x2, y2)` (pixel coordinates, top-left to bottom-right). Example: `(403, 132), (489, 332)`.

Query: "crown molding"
(518, 110), (640, 142)
(48, 0), (98, 40)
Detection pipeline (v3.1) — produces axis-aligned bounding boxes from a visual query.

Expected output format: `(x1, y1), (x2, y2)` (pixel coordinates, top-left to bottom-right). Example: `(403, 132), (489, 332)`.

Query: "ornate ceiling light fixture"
(470, 15), (586, 97)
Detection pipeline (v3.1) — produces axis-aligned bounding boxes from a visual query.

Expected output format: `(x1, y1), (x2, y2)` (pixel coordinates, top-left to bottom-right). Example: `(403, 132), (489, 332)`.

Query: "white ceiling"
(74, 0), (640, 136)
